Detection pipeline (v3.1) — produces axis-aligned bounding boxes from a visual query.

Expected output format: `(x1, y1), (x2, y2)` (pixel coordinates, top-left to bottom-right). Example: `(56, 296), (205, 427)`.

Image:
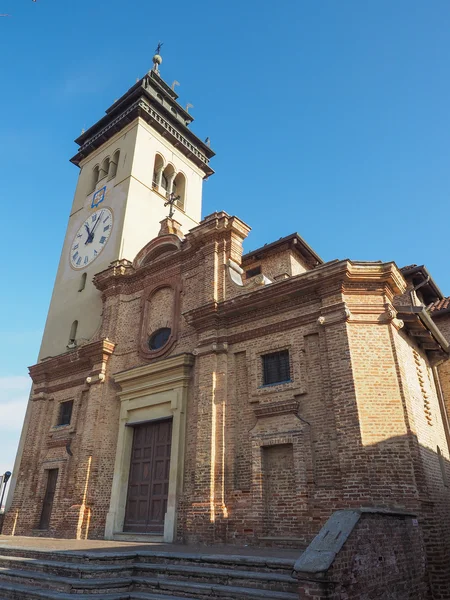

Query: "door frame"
(105, 353), (193, 542)
(123, 417), (173, 534)
(38, 468), (59, 530)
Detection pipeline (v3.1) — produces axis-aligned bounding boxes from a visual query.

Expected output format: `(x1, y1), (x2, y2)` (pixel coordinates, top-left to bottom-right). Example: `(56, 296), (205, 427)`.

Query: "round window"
(148, 327), (171, 351)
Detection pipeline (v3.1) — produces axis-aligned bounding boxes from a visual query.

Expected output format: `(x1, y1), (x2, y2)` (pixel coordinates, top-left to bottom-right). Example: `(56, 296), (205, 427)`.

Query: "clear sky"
(1, 0), (450, 500)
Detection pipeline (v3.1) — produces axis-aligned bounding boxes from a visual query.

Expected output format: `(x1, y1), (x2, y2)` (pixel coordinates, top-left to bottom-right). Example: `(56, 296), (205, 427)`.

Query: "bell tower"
(39, 50), (214, 359)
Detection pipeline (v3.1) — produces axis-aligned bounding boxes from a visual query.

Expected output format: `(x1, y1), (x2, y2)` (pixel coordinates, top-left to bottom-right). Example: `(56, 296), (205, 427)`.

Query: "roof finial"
(152, 41), (163, 75)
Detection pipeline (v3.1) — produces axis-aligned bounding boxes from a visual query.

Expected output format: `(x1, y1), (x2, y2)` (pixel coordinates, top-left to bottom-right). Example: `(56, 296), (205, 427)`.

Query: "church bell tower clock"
(39, 50), (214, 359)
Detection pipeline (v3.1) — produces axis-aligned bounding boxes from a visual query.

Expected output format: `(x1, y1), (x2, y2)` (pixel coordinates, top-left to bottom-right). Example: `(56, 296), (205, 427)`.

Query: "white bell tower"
(39, 50), (214, 359)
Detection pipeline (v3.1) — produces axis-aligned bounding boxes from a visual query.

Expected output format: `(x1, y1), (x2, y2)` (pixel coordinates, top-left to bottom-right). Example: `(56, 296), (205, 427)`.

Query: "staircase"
(0, 546), (300, 600)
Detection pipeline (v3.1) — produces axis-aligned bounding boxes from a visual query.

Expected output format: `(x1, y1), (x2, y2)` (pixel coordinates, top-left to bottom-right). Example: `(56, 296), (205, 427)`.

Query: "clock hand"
(84, 222), (92, 245)
(89, 210), (104, 240)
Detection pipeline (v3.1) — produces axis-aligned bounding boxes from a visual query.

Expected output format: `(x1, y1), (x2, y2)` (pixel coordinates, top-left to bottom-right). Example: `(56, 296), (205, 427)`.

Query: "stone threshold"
(112, 532), (164, 543)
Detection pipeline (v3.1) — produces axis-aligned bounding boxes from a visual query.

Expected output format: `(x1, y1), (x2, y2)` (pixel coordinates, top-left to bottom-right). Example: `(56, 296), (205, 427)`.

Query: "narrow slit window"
(262, 350), (291, 386)
(78, 273), (87, 292)
(68, 320), (78, 346)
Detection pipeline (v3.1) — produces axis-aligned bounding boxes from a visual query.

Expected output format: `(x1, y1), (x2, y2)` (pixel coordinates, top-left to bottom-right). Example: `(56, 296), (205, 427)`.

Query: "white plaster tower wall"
(39, 124), (137, 360)
(120, 118), (204, 261)
(38, 64), (213, 360)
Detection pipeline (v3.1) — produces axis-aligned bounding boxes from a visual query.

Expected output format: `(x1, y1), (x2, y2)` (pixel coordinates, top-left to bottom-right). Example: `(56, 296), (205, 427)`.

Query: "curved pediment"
(133, 234), (182, 269)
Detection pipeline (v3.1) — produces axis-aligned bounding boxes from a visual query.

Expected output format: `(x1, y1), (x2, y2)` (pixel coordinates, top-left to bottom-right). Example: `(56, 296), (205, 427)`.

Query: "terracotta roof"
(399, 264), (444, 305)
(428, 297), (450, 315)
(242, 233), (323, 270)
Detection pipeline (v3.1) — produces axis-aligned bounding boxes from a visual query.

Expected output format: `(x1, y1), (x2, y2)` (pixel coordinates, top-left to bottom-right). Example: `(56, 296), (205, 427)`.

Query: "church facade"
(4, 54), (450, 597)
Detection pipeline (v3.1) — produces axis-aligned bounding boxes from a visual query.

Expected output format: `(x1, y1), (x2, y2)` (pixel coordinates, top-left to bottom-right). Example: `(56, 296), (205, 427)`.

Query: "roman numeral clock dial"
(69, 208), (113, 269)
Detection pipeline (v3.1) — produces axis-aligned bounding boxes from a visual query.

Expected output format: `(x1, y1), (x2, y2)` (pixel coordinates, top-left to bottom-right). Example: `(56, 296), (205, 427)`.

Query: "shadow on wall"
(293, 432), (450, 600)
(1, 434), (450, 599)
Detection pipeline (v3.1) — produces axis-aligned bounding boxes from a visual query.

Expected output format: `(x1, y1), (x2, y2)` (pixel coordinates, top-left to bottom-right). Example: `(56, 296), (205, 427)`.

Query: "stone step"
(135, 563), (297, 592)
(0, 570), (298, 600)
(0, 555), (132, 578)
(0, 582), (130, 600)
(0, 546), (137, 565)
(132, 595), (206, 600)
(136, 552), (296, 573)
(0, 555), (296, 592)
(0, 567), (132, 593)
(0, 589), (199, 600)
(132, 576), (298, 600)
(0, 546), (296, 573)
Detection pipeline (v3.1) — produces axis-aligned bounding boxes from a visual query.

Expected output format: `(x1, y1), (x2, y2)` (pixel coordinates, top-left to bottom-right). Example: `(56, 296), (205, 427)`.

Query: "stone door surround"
(105, 353), (194, 542)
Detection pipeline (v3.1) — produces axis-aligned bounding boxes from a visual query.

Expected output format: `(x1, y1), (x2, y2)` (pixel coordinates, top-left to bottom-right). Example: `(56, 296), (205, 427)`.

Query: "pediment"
(133, 234), (182, 269)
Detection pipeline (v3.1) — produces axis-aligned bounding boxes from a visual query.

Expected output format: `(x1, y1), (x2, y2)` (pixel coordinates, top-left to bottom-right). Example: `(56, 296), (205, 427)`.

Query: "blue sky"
(1, 0), (450, 497)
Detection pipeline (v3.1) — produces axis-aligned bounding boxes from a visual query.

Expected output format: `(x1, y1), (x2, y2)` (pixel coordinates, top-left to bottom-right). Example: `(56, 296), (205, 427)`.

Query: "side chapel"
(4, 51), (450, 597)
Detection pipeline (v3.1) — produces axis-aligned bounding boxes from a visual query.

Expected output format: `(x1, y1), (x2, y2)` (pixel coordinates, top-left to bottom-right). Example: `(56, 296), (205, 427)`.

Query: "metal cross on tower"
(164, 192), (180, 219)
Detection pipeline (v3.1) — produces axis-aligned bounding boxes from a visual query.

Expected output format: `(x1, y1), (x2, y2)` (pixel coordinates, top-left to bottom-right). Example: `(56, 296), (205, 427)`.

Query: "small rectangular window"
(58, 400), (73, 426)
(246, 266), (262, 279)
(262, 350), (291, 386)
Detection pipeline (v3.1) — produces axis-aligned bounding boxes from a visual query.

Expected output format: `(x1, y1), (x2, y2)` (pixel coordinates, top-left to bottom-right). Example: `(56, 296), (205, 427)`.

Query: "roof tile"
(428, 297), (450, 314)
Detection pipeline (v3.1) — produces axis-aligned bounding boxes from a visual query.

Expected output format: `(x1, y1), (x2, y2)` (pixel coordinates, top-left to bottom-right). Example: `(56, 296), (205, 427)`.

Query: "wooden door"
(38, 469), (58, 530)
(124, 419), (172, 534)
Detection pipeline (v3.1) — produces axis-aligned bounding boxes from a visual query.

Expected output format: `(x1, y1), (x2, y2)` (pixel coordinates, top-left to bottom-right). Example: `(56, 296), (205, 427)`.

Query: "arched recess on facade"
(161, 163), (175, 196)
(91, 165), (100, 191)
(99, 157), (110, 180)
(172, 172), (186, 211)
(152, 153), (165, 189)
(139, 282), (182, 360)
(109, 149), (120, 179)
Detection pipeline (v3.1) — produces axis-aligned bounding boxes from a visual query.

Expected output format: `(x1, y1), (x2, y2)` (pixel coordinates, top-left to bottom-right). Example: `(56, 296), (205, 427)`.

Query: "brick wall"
(296, 510), (428, 599)
(5, 214), (450, 595)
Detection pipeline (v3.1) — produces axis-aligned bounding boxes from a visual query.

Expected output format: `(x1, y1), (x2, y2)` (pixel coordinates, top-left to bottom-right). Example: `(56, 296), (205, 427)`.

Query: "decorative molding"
(138, 282), (182, 361)
(254, 399), (300, 419)
(47, 438), (71, 449)
(133, 234), (183, 270)
(192, 341), (229, 357)
(86, 373), (106, 385)
(114, 353), (194, 401)
(71, 90), (213, 176)
(185, 261), (405, 332)
(29, 339), (115, 393)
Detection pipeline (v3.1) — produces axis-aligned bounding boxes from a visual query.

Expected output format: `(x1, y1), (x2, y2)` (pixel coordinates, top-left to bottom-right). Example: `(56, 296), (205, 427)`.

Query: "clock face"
(70, 208), (113, 269)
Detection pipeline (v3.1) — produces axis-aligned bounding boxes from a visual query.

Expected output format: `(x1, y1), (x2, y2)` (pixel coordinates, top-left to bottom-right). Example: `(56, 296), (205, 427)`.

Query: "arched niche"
(139, 283), (181, 360)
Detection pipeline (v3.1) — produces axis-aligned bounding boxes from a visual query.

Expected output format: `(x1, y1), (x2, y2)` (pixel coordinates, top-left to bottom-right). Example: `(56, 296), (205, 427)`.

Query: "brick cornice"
(93, 212), (250, 296)
(184, 260), (407, 330)
(29, 339), (116, 385)
(254, 399), (300, 418)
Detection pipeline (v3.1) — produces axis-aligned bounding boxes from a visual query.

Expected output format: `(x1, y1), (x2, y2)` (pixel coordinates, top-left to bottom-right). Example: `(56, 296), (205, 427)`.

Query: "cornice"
(254, 399), (300, 419)
(29, 339), (116, 386)
(114, 352), (195, 401)
(71, 96), (214, 176)
(184, 260), (407, 331)
(133, 233), (183, 269)
(94, 213), (249, 296)
(343, 261), (406, 295)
